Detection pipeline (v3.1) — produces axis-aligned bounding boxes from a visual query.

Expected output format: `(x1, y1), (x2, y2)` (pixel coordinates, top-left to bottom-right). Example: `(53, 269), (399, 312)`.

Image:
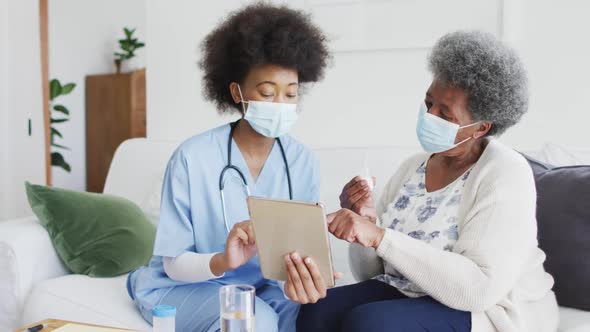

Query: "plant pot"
(114, 60), (122, 74)
(114, 58), (142, 74)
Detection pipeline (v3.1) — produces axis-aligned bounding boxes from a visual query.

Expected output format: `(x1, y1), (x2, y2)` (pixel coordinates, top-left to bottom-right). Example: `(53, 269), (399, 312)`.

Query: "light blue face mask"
(237, 84), (298, 138)
(416, 103), (481, 153)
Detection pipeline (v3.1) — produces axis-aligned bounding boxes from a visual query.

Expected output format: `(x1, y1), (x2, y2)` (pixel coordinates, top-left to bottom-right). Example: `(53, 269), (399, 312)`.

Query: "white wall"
(145, 0), (501, 148)
(146, 0), (589, 151)
(49, 0), (146, 191)
(502, 0), (590, 149)
(145, 1), (242, 141)
(0, 0), (47, 220)
(0, 0), (9, 220)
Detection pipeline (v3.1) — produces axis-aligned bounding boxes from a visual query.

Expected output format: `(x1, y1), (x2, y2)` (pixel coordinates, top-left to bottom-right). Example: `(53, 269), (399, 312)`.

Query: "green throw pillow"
(25, 182), (156, 277)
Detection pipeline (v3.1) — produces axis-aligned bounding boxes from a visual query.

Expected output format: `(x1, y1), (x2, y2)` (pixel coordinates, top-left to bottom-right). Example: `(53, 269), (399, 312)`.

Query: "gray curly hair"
(428, 30), (528, 136)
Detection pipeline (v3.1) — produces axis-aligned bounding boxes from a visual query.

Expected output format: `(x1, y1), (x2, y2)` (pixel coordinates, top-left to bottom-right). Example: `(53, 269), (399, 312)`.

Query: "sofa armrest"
(0, 217), (69, 330)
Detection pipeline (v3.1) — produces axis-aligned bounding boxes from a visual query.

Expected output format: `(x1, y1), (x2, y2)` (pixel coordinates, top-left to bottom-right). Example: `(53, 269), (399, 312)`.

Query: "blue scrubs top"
(127, 123), (320, 309)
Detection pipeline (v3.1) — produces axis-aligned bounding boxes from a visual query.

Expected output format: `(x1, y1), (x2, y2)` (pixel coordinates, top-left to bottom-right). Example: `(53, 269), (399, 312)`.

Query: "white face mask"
(416, 103), (482, 153)
(237, 84), (298, 138)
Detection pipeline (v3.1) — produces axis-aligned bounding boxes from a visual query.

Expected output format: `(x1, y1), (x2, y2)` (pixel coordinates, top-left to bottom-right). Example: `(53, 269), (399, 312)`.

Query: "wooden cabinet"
(85, 69), (146, 193)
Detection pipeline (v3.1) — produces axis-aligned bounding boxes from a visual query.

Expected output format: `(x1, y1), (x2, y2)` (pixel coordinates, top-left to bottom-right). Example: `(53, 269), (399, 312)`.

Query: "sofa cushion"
(558, 306), (590, 332)
(0, 241), (18, 332)
(0, 217), (69, 332)
(19, 274), (589, 332)
(25, 182), (156, 277)
(21, 274), (150, 331)
(523, 156), (590, 311)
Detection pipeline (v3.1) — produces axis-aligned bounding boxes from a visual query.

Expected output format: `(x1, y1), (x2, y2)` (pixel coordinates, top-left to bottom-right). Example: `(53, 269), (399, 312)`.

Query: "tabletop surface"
(15, 319), (137, 332)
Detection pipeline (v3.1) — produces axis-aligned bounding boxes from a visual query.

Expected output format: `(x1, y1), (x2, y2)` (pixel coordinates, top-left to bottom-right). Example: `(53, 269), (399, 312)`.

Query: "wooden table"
(15, 319), (137, 332)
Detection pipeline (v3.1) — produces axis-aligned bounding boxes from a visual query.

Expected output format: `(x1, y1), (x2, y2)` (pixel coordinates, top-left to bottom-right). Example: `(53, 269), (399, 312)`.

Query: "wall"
(144, 0), (497, 147)
(0, 0), (47, 220)
(145, 0), (501, 148)
(0, 0), (8, 218)
(0, 0), (9, 220)
(145, 1), (241, 142)
(502, 0), (589, 149)
(49, 0), (146, 191)
(146, 0), (588, 151)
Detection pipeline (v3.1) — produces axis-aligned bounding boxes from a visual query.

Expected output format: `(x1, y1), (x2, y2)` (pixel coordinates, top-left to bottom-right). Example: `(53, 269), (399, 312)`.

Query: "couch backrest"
(104, 138), (590, 285)
(103, 139), (176, 207)
(103, 138), (419, 216)
(104, 138), (590, 220)
(103, 138), (422, 284)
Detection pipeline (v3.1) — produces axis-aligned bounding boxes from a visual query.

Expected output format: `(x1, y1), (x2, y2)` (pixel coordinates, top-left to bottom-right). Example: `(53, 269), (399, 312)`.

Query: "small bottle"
(153, 304), (176, 332)
(359, 152), (374, 191)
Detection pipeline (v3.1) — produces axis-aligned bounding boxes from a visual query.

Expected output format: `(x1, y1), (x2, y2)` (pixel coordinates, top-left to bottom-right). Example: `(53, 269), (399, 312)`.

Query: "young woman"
(126, 4), (331, 332)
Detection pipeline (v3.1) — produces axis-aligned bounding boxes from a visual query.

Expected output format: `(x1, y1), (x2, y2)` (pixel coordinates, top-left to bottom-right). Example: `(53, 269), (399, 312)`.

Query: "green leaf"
(50, 127), (63, 139)
(50, 127), (60, 144)
(61, 83), (76, 95)
(124, 27), (135, 38)
(53, 104), (70, 115)
(49, 79), (62, 100)
(136, 42), (145, 48)
(51, 152), (71, 172)
(51, 118), (68, 124)
(51, 142), (70, 150)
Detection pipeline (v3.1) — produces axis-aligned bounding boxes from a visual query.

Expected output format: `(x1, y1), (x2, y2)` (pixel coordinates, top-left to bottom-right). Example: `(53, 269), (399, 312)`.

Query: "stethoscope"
(219, 120), (293, 232)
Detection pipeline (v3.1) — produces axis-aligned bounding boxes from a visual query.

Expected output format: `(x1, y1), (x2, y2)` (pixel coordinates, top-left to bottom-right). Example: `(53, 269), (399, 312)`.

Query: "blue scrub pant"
(297, 279), (471, 332)
(138, 280), (299, 332)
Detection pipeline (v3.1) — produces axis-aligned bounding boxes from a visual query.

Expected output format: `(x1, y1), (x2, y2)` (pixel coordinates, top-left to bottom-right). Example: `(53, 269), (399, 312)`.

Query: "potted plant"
(49, 78), (75, 172)
(114, 27), (145, 74)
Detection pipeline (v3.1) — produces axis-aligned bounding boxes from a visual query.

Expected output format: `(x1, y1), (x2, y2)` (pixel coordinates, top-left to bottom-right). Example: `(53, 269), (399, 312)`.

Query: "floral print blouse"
(374, 158), (473, 297)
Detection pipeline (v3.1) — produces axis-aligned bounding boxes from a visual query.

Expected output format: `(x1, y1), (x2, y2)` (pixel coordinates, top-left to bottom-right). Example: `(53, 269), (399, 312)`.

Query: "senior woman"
(293, 31), (558, 332)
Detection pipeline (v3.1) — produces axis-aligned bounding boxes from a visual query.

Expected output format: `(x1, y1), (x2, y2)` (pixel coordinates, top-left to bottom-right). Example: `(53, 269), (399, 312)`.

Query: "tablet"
(247, 197), (335, 288)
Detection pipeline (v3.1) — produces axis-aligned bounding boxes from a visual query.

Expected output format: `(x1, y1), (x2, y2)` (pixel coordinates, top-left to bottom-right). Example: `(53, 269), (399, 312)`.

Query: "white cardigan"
(349, 139), (558, 332)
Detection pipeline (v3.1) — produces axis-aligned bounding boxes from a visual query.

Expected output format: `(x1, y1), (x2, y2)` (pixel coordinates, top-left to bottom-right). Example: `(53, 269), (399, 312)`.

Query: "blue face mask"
(416, 103), (481, 153)
(238, 84), (298, 138)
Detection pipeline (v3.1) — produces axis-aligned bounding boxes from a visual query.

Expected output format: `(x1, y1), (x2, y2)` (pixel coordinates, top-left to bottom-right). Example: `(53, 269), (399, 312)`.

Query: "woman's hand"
(339, 176), (377, 221)
(327, 209), (385, 248)
(215, 221), (257, 274)
(284, 252), (342, 304)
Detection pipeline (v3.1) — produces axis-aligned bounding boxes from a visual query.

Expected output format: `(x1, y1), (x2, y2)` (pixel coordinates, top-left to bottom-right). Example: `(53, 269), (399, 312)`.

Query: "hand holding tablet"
(247, 197), (338, 292)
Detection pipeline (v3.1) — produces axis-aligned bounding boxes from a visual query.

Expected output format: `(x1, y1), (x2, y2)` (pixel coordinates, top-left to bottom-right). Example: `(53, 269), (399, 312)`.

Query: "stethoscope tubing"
(219, 120), (293, 232)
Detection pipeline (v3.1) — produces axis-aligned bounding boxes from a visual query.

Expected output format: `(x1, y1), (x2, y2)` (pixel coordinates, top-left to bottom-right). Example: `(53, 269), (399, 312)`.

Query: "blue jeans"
(297, 279), (471, 332)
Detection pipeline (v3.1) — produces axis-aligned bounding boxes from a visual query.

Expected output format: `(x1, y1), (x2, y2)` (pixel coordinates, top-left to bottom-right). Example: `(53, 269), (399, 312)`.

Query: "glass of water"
(220, 284), (255, 332)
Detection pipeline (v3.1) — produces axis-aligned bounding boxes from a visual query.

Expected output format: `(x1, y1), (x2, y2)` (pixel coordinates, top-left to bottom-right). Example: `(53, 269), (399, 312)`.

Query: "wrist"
(371, 227), (385, 249)
(364, 214), (377, 223)
(210, 252), (230, 276)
